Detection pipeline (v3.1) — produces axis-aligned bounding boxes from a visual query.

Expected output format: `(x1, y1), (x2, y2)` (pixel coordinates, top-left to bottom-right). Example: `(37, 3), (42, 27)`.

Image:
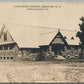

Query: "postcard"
(0, 1), (84, 83)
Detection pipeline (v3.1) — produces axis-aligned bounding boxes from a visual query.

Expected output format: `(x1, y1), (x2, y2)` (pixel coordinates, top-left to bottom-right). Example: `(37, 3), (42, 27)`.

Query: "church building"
(0, 24), (81, 61)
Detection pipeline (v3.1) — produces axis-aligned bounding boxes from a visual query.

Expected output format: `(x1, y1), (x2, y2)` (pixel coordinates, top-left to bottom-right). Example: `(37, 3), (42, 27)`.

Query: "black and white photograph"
(0, 1), (84, 83)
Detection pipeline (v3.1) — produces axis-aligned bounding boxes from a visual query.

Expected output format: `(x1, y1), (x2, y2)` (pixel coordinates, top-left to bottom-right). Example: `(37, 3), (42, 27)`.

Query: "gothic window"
(4, 33), (7, 41)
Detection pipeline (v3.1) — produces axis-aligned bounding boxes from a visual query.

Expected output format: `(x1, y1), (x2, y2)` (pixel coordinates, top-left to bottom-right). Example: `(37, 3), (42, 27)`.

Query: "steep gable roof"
(0, 24), (39, 48)
(49, 31), (68, 45)
(40, 30), (80, 46)
(0, 24), (15, 45)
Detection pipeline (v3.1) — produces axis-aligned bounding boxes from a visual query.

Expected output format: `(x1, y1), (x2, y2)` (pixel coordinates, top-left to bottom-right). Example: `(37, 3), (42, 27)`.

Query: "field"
(0, 61), (84, 83)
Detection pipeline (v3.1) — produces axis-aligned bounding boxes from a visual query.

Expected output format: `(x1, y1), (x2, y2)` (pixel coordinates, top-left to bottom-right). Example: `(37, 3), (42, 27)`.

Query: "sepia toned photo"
(0, 1), (84, 83)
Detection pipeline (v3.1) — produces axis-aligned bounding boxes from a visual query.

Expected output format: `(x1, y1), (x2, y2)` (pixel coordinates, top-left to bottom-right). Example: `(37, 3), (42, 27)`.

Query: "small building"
(0, 24), (81, 61)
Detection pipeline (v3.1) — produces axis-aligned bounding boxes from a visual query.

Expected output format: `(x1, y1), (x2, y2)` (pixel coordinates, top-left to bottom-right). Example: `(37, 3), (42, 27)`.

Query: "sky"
(0, 2), (84, 47)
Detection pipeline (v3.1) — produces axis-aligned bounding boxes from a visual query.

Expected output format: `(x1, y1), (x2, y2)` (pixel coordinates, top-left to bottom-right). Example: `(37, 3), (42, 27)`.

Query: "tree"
(76, 16), (84, 51)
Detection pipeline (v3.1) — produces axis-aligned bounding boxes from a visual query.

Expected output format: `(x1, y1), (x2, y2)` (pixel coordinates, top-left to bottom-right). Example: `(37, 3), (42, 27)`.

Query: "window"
(4, 57), (5, 59)
(0, 46), (2, 50)
(7, 57), (9, 59)
(4, 46), (8, 50)
(10, 45), (14, 50)
(11, 57), (13, 59)
(4, 33), (7, 41)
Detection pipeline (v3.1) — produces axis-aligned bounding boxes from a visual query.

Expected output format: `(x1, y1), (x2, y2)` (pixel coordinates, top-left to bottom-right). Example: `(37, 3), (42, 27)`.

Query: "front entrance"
(52, 44), (65, 55)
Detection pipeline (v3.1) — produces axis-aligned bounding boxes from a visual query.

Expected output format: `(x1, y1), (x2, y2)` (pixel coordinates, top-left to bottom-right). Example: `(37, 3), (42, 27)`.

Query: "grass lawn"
(0, 61), (84, 83)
